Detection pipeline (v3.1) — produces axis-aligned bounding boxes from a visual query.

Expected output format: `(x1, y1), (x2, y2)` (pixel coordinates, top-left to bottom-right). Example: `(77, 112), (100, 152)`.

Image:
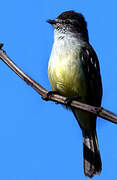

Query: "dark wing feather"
(80, 45), (102, 107)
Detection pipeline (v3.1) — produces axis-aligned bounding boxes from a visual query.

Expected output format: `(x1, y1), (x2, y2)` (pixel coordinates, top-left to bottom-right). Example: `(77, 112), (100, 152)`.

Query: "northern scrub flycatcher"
(47, 11), (102, 178)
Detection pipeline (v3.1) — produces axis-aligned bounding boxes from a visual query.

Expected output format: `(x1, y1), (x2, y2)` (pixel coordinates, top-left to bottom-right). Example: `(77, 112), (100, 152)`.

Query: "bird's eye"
(65, 19), (70, 24)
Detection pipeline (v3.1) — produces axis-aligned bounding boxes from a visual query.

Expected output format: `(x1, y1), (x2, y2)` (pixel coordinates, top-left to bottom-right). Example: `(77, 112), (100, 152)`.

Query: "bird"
(47, 10), (102, 178)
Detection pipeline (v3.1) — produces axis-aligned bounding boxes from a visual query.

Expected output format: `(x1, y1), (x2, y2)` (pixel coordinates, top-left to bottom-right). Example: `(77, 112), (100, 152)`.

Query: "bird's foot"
(42, 91), (60, 101)
(65, 96), (82, 108)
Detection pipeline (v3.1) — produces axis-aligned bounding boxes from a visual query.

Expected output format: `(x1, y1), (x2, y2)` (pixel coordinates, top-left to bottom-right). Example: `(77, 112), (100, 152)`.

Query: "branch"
(0, 43), (117, 124)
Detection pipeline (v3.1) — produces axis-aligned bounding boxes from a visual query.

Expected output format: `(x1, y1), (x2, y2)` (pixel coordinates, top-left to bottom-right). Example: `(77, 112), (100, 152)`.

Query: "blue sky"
(0, 0), (117, 179)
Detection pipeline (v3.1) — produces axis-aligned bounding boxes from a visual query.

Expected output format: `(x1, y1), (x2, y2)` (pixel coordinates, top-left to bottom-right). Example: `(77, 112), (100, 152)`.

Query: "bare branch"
(0, 44), (117, 124)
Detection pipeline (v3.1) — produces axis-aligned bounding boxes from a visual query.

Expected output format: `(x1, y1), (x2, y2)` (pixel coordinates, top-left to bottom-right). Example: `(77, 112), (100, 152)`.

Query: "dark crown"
(58, 11), (86, 22)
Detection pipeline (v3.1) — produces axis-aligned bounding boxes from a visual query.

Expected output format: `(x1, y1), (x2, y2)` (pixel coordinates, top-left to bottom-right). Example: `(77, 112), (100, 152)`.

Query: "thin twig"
(0, 43), (117, 124)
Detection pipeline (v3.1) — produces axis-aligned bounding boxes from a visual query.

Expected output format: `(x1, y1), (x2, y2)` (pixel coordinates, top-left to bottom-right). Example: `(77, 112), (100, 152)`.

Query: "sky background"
(0, 0), (117, 180)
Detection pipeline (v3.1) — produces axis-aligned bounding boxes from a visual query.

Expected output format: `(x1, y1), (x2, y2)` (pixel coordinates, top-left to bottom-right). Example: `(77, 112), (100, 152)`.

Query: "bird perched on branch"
(47, 10), (102, 178)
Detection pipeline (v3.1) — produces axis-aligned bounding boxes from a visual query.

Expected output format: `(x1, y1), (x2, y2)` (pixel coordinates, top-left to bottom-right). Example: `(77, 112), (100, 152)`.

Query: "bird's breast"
(48, 40), (87, 99)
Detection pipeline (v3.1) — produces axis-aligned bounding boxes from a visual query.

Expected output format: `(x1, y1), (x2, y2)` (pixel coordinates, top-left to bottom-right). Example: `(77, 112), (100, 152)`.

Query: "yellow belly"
(48, 51), (87, 102)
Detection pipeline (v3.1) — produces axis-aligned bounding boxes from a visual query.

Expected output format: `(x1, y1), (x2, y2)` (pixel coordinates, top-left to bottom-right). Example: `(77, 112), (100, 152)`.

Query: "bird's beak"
(46, 19), (57, 25)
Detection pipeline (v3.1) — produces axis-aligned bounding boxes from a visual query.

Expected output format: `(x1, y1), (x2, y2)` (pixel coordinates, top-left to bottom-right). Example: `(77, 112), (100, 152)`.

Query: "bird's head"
(47, 10), (89, 42)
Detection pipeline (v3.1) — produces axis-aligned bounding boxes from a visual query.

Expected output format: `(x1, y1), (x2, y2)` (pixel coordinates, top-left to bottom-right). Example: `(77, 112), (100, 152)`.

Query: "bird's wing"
(80, 45), (103, 107)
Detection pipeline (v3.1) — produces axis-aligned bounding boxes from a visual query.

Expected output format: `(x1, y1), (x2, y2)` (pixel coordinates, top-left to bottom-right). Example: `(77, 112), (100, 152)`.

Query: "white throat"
(53, 30), (86, 54)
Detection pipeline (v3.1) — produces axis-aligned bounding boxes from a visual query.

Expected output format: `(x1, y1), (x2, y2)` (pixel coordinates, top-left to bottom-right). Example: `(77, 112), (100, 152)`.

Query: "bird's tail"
(82, 130), (102, 178)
